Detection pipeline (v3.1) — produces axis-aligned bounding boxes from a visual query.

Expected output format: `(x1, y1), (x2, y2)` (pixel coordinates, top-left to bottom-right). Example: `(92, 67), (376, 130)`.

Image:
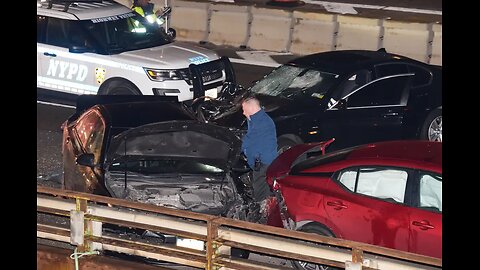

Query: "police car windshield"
(79, 12), (171, 55)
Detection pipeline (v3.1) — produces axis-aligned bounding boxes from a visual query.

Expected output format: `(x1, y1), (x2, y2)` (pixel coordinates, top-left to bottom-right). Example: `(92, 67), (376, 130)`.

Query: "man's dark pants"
(252, 163), (273, 202)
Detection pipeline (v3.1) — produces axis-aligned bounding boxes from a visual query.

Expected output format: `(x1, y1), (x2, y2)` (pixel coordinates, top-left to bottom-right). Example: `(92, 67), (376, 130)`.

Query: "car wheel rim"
(428, 116), (442, 142)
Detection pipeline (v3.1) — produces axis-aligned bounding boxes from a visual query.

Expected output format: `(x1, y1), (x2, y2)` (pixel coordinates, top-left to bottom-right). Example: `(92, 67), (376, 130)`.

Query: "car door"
(317, 70), (372, 150)
(326, 73), (413, 148)
(323, 166), (411, 252)
(408, 171), (442, 258)
(37, 16), (97, 94)
(63, 109), (107, 194)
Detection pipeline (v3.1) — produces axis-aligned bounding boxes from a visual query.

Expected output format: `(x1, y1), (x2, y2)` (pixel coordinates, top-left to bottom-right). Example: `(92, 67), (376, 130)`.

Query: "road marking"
(37, 100), (76, 109)
(315, 2), (357, 14)
(230, 57), (282, 68)
(232, 51), (290, 67)
(302, 1), (442, 15)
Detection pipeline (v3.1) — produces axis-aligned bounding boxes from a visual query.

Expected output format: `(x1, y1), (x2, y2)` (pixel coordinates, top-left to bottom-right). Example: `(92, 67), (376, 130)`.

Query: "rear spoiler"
(189, 56), (236, 100)
(266, 138), (335, 187)
(75, 95), (178, 114)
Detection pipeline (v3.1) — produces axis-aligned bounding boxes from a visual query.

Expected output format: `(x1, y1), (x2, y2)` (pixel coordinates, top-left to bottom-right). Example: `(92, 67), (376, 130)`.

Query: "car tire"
(102, 81), (141, 95)
(420, 108), (442, 142)
(277, 136), (301, 154)
(291, 223), (339, 270)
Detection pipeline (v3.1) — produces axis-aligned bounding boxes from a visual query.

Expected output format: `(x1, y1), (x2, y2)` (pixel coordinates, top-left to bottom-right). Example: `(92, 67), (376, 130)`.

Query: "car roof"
(37, 0), (130, 20)
(288, 49), (419, 75)
(292, 140), (441, 174)
(347, 140), (442, 167)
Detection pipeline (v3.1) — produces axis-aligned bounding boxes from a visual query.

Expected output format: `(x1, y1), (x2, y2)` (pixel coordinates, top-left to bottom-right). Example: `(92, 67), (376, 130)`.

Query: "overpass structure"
(37, 186), (442, 270)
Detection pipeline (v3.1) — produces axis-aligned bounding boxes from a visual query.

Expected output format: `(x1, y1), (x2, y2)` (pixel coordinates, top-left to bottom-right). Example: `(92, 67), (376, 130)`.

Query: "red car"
(266, 140), (441, 269)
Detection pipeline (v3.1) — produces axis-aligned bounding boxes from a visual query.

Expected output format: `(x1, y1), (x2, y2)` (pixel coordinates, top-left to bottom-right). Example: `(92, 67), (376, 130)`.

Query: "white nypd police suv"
(37, 0), (225, 101)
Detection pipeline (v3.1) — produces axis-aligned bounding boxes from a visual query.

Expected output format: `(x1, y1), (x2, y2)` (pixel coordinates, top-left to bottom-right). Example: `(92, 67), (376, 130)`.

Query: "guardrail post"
(206, 217), (220, 270)
(76, 197), (89, 252)
(352, 248), (363, 264)
(344, 248), (364, 270)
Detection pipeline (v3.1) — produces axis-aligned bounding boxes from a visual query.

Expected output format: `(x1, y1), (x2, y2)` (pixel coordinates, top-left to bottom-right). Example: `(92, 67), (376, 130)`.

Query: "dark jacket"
(241, 109), (278, 169)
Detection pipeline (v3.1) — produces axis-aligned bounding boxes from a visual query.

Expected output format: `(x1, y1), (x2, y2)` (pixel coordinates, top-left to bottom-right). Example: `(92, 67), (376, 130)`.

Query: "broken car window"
(74, 110), (105, 163)
(250, 65), (339, 100)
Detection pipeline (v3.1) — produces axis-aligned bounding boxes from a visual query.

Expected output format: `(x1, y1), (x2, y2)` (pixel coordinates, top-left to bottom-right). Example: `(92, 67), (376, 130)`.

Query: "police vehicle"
(37, 0), (226, 101)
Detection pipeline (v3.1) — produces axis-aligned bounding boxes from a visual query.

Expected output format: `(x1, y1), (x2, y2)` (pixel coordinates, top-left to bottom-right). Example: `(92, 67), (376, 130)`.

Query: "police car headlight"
(145, 69), (182, 82)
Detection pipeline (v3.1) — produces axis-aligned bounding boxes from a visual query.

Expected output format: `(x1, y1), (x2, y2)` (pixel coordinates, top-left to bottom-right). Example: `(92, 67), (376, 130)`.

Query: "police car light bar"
(42, 0), (106, 12)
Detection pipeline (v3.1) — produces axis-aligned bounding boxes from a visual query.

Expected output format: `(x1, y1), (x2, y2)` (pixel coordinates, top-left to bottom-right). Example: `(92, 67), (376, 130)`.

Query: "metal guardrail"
(37, 185), (442, 270)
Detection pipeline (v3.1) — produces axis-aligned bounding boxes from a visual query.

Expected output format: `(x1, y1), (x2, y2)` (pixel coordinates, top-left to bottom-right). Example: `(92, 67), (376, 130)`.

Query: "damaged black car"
(196, 49), (442, 153)
(61, 95), (252, 218)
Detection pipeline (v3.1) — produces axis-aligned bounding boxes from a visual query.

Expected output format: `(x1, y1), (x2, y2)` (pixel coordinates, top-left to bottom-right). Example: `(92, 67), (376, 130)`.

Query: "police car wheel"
(108, 87), (137, 95)
(103, 81), (140, 95)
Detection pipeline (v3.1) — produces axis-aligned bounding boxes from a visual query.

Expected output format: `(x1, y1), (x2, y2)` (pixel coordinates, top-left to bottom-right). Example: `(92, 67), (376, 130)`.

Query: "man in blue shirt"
(241, 95), (278, 224)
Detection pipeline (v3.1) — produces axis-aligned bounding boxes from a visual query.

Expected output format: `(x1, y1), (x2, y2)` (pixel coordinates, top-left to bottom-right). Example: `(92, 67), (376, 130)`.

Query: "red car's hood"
(266, 139), (335, 188)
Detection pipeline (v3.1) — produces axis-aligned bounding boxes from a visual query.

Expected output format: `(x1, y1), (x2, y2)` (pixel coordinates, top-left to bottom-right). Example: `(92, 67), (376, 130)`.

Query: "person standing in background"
(241, 95), (278, 224)
(131, 0), (171, 26)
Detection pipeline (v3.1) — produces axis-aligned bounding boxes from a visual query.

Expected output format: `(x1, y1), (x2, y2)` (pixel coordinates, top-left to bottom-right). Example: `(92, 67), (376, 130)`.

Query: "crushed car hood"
(112, 41), (220, 69)
(106, 120), (242, 170)
(103, 120), (244, 215)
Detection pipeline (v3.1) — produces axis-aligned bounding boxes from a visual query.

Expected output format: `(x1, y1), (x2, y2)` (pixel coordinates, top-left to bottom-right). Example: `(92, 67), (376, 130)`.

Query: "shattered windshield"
(109, 158), (224, 176)
(250, 65), (339, 100)
(79, 11), (171, 54)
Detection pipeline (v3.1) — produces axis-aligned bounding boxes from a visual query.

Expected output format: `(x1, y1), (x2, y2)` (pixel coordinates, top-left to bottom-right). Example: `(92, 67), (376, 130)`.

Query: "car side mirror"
(335, 99), (347, 110)
(76, 153), (96, 168)
(167, 27), (176, 40)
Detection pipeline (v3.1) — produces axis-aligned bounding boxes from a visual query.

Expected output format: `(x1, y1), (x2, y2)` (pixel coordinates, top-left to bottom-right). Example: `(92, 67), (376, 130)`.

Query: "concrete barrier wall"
(116, 0), (442, 65)
(170, 0), (210, 42)
(208, 4), (250, 47)
(115, 0), (131, 7)
(118, 0), (168, 9)
(290, 12), (337, 55)
(383, 20), (432, 63)
(336, 15), (383, 51)
(430, 24), (442, 66)
(248, 7), (293, 52)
